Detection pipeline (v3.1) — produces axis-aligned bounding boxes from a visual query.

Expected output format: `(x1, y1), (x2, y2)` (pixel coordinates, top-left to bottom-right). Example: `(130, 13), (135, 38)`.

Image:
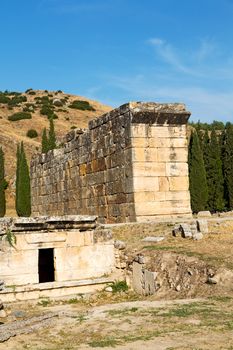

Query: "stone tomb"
(31, 102), (192, 223)
(0, 216), (115, 302)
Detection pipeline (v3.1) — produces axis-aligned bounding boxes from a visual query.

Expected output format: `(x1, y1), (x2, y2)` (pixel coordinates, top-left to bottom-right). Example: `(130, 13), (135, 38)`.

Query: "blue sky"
(1, 0), (233, 122)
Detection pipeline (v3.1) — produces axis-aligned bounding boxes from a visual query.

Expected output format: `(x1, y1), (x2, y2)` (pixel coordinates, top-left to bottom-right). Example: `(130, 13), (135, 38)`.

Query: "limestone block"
(157, 148), (187, 162)
(133, 162), (166, 177)
(131, 124), (146, 138)
(144, 270), (157, 295)
(55, 245), (115, 281)
(166, 163), (188, 177)
(159, 177), (170, 192)
(150, 125), (186, 138)
(84, 231), (94, 245)
(165, 191), (190, 201)
(66, 231), (85, 247)
(133, 177), (159, 192)
(132, 262), (144, 294)
(197, 219), (209, 234)
(135, 201), (191, 216)
(169, 176), (189, 191)
(131, 137), (146, 148)
(134, 191), (166, 203)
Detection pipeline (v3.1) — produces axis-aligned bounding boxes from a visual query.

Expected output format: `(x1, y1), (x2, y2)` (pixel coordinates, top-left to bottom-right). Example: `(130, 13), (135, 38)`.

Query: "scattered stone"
(192, 232), (203, 241)
(134, 254), (145, 264)
(175, 285), (181, 292)
(197, 211), (211, 218)
(0, 281), (4, 291)
(142, 236), (165, 243)
(187, 268), (193, 276)
(114, 240), (126, 250)
(197, 219), (208, 234)
(207, 268), (215, 277)
(207, 276), (219, 284)
(105, 286), (113, 292)
(12, 311), (26, 318)
(180, 223), (192, 238)
(172, 224), (181, 237)
(0, 310), (6, 318)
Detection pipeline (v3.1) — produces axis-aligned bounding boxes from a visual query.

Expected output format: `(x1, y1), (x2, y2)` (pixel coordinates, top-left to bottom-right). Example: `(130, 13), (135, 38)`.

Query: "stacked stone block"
(31, 102), (192, 223)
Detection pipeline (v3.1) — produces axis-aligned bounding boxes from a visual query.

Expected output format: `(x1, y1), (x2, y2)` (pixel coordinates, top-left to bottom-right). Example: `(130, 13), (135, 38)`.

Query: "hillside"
(0, 89), (111, 215)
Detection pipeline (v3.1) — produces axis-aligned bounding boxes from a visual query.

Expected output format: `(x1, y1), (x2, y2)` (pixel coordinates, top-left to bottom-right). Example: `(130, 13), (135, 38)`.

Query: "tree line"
(0, 119), (57, 217)
(189, 122), (233, 213)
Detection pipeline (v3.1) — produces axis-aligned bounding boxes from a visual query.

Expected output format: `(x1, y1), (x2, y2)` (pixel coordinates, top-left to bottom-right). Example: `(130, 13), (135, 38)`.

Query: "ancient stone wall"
(31, 102), (192, 223)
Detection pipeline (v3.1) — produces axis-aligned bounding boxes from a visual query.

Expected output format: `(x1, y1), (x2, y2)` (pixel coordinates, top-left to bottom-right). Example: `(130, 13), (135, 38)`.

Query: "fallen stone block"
(114, 240), (126, 250)
(197, 219), (208, 234)
(180, 223), (192, 238)
(142, 236), (165, 243)
(197, 211), (211, 217)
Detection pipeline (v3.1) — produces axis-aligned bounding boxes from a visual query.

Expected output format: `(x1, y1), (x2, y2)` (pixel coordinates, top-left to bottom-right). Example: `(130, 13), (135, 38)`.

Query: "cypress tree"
(16, 142), (31, 217)
(206, 130), (225, 212)
(0, 147), (7, 217)
(48, 119), (56, 151)
(41, 128), (49, 153)
(188, 130), (208, 213)
(223, 122), (233, 209)
(15, 144), (21, 213)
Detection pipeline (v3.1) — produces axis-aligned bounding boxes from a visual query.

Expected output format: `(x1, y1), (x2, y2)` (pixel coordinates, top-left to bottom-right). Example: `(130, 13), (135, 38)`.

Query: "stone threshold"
(0, 277), (113, 302)
(1, 277), (113, 294)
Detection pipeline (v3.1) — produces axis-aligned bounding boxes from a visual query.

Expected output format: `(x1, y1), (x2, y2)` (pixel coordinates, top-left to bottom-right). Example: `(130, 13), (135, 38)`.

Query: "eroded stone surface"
(30, 102), (192, 223)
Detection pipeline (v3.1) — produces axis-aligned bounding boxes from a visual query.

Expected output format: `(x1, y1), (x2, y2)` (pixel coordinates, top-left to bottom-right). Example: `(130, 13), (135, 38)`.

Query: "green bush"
(0, 95), (10, 104)
(8, 95), (27, 107)
(8, 112), (32, 121)
(68, 100), (95, 111)
(110, 280), (128, 293)
(26, 129), (38, 138)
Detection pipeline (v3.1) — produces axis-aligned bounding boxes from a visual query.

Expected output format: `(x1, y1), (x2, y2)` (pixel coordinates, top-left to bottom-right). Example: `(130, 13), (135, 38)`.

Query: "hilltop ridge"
(0, 89), (111, 215)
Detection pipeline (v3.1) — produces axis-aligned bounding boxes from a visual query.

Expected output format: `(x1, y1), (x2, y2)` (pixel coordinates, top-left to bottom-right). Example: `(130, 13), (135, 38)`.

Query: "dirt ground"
(3, 295), (233, 350)
(2, 218), (233, 349)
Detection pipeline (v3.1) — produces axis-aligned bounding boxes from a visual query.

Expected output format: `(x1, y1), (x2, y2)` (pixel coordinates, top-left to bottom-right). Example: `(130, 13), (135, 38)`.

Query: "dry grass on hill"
(0, 89), (111, 215)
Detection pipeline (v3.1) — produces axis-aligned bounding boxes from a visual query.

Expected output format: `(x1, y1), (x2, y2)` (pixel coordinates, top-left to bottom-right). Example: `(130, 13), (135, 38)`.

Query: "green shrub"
(0, 95), (10, 104)
(68, 100), (95, 111)
(110, 280), (128, 293)
(28, 91), (36, 95)
(8, 95), (27, 107)
(70, 125), (77, 129)
(26, 129), (38, 138)
(8, 112), (32, 121)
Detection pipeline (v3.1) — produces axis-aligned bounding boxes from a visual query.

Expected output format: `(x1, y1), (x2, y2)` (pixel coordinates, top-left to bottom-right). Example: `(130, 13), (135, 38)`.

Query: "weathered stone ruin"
(0, 216), (114, 302)
(31, 102), (192, 223)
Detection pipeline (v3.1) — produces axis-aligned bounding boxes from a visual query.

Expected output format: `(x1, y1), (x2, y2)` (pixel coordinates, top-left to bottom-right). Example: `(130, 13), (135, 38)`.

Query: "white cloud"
(148, 37), (198, 75)
(105, 74), (233, 122)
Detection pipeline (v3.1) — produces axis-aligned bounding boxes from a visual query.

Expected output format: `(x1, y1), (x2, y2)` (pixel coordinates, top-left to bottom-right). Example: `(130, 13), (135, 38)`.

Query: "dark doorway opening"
(38, 248), (55, 283)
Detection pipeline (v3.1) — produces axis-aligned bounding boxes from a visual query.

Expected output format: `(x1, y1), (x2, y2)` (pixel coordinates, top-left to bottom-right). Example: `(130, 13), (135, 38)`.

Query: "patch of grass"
(208, 296), (232, 303)
(111, 280), (128, 293)
(67, 297), (79, 304)
(143, 245), (177, 251)
(88, 337), (120, 348)
(38, 298), (51, 307)
(108, 307), (138, 317)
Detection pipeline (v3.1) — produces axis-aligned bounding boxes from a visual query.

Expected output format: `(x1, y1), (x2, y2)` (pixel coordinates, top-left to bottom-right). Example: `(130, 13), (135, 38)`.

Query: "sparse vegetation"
(68, 100), (95, 111)
(0, 147), (7, 217)
(111, 280), (128, 293)
(26, 129), (38, 138)
(8, 112), (32, 121)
